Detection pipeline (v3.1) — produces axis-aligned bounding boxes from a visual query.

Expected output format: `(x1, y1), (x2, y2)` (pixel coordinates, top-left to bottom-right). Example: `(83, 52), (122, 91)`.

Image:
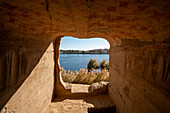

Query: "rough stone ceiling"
(0, 0), (170, 45)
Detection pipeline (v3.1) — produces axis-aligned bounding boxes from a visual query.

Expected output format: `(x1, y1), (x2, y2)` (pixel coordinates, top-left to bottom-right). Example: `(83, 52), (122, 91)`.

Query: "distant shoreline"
(60, 48), (109, 54)
(60, 53), (109, 54)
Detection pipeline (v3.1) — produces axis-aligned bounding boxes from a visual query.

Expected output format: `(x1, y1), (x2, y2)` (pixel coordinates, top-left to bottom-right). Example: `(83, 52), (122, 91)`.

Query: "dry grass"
(60, 67), (109, 85)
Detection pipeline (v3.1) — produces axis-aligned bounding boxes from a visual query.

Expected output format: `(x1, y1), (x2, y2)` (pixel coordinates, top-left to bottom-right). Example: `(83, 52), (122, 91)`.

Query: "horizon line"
(59, 48), (110, 51)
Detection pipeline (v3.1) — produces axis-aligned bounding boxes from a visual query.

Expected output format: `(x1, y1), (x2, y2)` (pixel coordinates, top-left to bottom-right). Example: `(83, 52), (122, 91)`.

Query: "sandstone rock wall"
(109, 41), (170, 113)
(0, 0), (170, 113)
(0, 36), (55, 113)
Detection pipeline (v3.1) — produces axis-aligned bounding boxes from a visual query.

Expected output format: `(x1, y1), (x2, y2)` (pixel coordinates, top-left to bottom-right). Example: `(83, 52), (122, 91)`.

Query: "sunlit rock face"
(0, 0), (170, 113)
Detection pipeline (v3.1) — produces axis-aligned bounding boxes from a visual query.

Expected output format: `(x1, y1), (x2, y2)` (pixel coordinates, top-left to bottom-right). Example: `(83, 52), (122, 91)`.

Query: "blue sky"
(60, 36), (110, 50)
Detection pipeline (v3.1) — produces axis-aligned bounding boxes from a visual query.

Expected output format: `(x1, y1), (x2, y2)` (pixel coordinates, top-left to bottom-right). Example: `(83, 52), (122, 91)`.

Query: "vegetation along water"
(59, 53), (109, 84)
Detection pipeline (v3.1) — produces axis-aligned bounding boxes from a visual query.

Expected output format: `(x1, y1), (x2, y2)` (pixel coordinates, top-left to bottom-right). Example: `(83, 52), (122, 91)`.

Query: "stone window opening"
(54, 36), (110, 97)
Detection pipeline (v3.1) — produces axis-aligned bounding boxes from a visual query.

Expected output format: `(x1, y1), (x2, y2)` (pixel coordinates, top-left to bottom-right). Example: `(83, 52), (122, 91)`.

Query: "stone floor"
(45, 94), (115, 113)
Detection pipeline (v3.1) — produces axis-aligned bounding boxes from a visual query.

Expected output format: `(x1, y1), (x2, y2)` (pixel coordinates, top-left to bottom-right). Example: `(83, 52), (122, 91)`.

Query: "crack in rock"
(45, 0), (52, 20)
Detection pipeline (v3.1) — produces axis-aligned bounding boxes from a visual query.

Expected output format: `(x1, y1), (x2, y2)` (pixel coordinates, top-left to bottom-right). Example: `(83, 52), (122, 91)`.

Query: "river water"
(59, 54), (109, 71)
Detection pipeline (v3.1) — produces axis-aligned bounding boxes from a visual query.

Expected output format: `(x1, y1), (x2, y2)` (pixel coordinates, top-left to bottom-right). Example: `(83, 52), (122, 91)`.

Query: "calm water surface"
(59, 54), (109, 71)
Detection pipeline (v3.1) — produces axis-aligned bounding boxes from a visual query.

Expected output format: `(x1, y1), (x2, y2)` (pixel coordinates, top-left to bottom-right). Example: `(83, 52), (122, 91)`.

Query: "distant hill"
(60, 49), (109, 54)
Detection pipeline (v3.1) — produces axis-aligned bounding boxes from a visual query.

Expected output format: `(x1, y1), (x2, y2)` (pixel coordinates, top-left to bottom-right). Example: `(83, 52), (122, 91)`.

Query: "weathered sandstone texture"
(109, 42), (170, 113)
(0, 0), (170, 113)
(0, 36), (55, 112)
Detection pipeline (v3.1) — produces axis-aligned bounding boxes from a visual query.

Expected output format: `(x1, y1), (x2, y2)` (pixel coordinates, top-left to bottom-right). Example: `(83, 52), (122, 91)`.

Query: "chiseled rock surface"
(109, 43), (170, 113)
(0, 0), (170, 113)
(0, 42), (55, 113)
(88, 82), (108, 93)
(0, 0), (170, 45)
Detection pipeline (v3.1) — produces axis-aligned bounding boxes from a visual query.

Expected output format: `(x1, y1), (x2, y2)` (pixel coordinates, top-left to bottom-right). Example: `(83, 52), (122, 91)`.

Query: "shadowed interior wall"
(0, 35), (55, 112)
(109, 40), (170, 113)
